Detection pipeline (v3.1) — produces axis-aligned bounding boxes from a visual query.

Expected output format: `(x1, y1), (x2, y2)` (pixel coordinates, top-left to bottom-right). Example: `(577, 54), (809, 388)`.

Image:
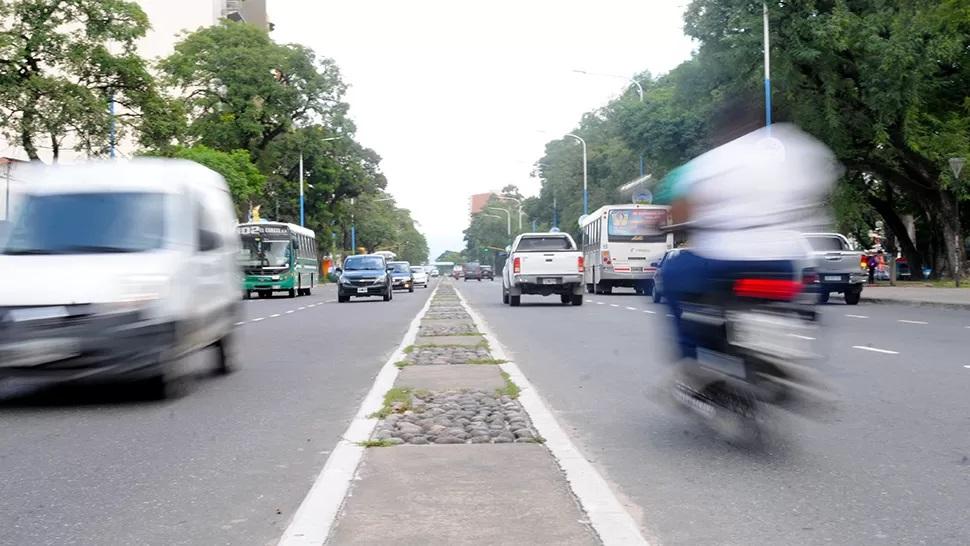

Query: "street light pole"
(495, 195), (524, 230)
(763, 1), (772, 128)
(487, 207), (511, 237)
(565, 134), (588, 215)
(299, 136), (342, 228)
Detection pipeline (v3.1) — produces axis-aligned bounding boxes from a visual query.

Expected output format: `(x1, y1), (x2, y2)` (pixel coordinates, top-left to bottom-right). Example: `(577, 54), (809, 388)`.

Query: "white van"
(0, 159), (242, 398)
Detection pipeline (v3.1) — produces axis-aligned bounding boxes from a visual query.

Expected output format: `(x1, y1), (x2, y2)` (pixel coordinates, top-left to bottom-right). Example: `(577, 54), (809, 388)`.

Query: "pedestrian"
(867, 253), (878, 285)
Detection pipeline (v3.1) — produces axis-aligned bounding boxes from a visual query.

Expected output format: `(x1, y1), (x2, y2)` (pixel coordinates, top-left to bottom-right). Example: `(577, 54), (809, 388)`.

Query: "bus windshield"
(239, 236), (291, 268)
(607, 209), (667, 243)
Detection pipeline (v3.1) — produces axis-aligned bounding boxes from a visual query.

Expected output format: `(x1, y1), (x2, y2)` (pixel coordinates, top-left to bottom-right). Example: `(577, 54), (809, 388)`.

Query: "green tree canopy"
(170, 145), (266, 217)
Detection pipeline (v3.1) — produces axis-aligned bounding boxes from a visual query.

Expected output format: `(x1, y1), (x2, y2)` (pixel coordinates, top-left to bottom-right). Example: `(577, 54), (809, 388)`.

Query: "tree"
(436, 250), (464, 263)
(0, 0), (160, 161)
(169, 145), (265, 217)
(159, 21), (348, 161)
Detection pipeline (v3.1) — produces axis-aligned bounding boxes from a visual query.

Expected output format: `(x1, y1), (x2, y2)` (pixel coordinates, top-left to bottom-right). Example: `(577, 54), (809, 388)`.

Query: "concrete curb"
(863, 297), (970, 311)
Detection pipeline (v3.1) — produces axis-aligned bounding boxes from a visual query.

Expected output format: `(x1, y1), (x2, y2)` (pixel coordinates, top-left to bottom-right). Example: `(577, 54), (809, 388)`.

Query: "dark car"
(463, 262), (483, 281)
(388, 261), (415, 292)
(651, 248), (680, 303)
(481, 265), (494, 280)
(337, 254), (393, 302)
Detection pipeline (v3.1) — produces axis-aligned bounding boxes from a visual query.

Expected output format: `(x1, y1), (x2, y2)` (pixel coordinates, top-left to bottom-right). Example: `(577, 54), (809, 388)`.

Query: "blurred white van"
(0, 159), (242, 398)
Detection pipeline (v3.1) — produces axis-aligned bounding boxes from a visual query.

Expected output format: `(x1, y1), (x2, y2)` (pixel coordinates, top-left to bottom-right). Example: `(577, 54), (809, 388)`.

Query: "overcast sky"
(269, 1), (696, 259)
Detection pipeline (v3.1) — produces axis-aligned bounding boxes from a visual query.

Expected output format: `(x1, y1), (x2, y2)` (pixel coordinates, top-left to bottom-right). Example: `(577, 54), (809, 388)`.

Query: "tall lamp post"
(487, 207), (512, 237)
(949, 157), (965, 287)
(763, 1), (772, 127)
(495, 195), (526, 230)
(350, 195), (394, 253)
(564, 134), (588, 215)
(300, 136), (342, 227)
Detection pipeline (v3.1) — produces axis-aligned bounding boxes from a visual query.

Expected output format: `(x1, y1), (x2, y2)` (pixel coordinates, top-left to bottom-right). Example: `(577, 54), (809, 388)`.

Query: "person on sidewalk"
(867, 253), (878, 285)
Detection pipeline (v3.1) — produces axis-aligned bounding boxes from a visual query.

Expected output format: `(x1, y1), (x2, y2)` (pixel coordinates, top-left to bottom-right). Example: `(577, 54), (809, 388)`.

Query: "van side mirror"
(198, 229), (221, 252)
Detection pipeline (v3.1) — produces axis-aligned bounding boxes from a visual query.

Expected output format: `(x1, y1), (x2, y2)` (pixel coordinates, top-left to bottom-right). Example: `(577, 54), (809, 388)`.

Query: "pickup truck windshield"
(516, 236), (574, 251)
(806, 236), (846, 251)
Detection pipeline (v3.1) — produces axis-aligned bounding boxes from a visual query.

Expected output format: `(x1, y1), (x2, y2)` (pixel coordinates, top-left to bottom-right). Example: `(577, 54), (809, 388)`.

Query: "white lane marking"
(964, 365), (970, 369)
(298, 306), (306, 310)
(666, 313), (674, 317)
(234, 321), (245, 326)
(278, 284), (438, 546)
(286, 310), (295, 314)
(852, 345), (899, 355)
(898, 319), (928, 325)
(846, 314), (869, 319)
(643, 310), (655, 314)
(625, 306), (637, 311)
(251, 317), (264, 322)
(789, 334), (816, 340)
(454, 286), (649, 546)
(596, 302), (605, 305)
(270, 313), (281, 318)
(325, 299), (336, 303)
(609, 304), (620, 308)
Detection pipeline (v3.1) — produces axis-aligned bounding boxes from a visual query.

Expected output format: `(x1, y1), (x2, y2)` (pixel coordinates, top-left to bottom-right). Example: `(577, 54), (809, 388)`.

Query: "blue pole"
(532, 219), (537, 231)
(583, 190), (588, 216)
(763, 2), (772, 128)
(350, 223), (356, 253)
(299, 195), (304, 226)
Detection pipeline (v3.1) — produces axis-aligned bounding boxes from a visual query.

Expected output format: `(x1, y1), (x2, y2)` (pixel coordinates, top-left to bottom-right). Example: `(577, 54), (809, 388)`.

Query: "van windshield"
(1, 192), (166, 255)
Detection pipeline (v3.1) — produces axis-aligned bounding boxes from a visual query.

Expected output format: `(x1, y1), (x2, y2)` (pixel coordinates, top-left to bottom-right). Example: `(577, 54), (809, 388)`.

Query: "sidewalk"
(863, 285), (970, 309)
(293, 281), (645, 546)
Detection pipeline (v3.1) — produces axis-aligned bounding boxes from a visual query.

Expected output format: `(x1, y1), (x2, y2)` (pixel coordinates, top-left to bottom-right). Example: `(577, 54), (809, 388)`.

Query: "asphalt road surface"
(458, 280), (970, 546)
(0, 281), (436, 546)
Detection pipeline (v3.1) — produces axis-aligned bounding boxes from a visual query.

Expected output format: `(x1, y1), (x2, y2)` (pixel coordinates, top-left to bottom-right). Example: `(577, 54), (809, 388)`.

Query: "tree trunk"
(20, 113), (40, 161)
(937, 190), (963, 286)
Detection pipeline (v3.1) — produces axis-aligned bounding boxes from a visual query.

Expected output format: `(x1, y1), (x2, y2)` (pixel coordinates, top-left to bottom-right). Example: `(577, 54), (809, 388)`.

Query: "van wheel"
(571, 294), (583, 306)
(560, 294), (570, 305)
(214, 331), (239, 375)
(510, 295), (521, 307)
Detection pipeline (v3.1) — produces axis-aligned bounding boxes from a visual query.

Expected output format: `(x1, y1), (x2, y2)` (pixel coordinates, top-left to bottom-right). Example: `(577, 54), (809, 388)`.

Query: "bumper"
(598, 268), (657, 282)
(510, 274), (584, 295)
(0, 312), (176, 384)
(339, 284), (388, 297)
(244, 276), (295, 291)
(817, 273), (866, 293)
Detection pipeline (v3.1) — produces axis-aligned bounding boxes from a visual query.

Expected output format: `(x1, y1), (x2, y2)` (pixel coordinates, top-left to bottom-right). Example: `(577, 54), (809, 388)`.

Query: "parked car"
(502, 232), (584, 306)
(0, 159), (242, 398)
(651, 248), (681, 303)
(481, 265), (495, 280)
(337, 254), (393, 303)
(463, 262), (483, 281)
(803, 233), (867, 304)
(388, 260), (415, 292)
(410, 265), (429, 288)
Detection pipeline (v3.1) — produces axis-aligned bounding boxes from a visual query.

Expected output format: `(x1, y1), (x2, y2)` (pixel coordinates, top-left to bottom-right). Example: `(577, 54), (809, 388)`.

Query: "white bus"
(579, 204), (672, 295)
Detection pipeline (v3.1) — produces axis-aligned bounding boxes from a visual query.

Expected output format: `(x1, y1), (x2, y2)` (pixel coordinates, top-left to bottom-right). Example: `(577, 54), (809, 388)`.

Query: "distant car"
(651, 248), (681, 303)
(410, 265), (429, 288)
(429, 267), (440, 278)
(388, 261), (414, 292)
(463, 262), (483, 281)
(452, 265), (463, 279)
(481, 265), (494, 280)
(337, 254), (393, 303)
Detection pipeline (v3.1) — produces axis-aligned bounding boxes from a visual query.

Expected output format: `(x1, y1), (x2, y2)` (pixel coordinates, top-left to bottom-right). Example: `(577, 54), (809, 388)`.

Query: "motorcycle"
(668, 270), (832, 444)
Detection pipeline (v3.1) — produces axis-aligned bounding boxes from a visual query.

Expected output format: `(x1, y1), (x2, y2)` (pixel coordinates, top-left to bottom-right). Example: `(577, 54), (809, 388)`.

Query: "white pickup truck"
(502, 232), (585, 307)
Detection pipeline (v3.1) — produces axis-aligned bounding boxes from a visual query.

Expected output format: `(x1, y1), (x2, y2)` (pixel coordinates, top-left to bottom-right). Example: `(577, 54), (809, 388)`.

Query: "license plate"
(357, 287), (368, 294)
(632, 267), (643, 272)
(824, 275), (842, 281)
(542, 278), (558, 285)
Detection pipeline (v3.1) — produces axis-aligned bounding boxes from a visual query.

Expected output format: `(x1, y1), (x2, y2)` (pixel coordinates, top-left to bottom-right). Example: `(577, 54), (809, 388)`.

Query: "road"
(0, 282), (436, 546)
(458, 280), (970, 546)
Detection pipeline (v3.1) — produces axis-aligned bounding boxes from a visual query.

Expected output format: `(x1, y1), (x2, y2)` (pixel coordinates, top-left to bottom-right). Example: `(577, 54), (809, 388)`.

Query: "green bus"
(237, 222), (318, 298)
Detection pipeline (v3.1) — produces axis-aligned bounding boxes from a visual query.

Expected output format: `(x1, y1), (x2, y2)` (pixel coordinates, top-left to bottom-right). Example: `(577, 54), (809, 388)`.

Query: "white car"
(0, 159), (242, 398)
(410, 266), (430, 287)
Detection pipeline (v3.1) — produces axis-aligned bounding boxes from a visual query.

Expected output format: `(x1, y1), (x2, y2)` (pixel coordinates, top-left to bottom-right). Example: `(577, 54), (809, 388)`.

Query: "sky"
(269, 0), (696, 260)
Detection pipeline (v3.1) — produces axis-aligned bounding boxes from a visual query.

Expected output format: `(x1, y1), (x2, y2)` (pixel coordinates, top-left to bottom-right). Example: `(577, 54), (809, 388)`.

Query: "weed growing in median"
(466, 357), (506, 365)
(403, 345), (415, 354)
(370, 387), (413, 419)
(394, 360), (410, 369)
(358, 439), (397, 448)
(496, 371), (521, 399)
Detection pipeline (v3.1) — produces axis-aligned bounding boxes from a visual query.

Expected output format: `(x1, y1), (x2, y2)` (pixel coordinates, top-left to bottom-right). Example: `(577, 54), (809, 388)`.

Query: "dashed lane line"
(625, 306), (637, 311)
(852, 345), (899, 355)
(270, 313), (281, 318)
(609, 304), (620, 308)
(898, 319), (928, 325)
(789, 334), (816, 340)
(643, 310), (655, 314)
(298, 306), (306, 310)
(286, 310), (295, 314)
(846, 314), (869, 319)
(596, 302), (605, 305)
(251, 317), (264, 322)
(234, 321), (245, 326)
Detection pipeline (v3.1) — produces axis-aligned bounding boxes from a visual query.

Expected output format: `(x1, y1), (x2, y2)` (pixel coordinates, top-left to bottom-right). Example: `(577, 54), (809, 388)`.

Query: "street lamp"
(300, 136), (342, 227)
(564, 134), (588, 215)
(351, 195), (395, 253)
(495, 195), (526, 230)
(487, 207), (511, 237)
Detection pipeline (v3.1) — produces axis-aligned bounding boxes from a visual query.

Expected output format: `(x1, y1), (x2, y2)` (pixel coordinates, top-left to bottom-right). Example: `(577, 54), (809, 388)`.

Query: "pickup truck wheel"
(502, 290), (509, 304)
(509, 295), (521, 307)
(844, 287), (861, 305)
(818, 291), (830, 304)
(560, 294), (570, 305)
(571, 294), (583, 306)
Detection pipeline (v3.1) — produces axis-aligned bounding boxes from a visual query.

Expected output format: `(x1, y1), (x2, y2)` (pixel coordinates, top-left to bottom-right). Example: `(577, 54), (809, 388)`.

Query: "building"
(469, 192), (497, 215)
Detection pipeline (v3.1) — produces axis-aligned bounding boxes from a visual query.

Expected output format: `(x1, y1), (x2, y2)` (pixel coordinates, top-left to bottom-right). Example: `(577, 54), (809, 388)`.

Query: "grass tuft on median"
(496, 371), (521, 399)
(370, 387), (413, 419)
